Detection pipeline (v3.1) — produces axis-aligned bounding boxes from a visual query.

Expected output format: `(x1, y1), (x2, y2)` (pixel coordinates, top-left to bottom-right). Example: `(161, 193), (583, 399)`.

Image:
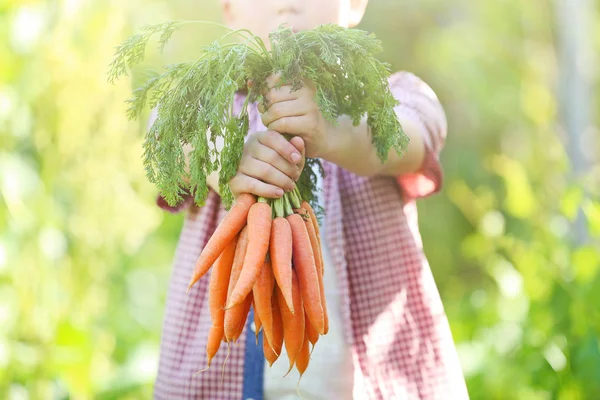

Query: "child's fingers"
(264, 85), (300, 108)
(267, 116), (310, 138)
(266, 72), (285, 89)
(241, 157), (296, 193)
(289, 136), (306, 172)
(249, 143), (301, 182)
(229, 173), (284, 199)
(261, 99), (308, 129)
(257, 130), (303, 165)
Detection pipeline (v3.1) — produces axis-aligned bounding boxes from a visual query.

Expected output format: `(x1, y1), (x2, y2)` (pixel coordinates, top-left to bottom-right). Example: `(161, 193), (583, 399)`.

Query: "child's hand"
(258, 74), (330, 159)
(229, 130), (305, 200)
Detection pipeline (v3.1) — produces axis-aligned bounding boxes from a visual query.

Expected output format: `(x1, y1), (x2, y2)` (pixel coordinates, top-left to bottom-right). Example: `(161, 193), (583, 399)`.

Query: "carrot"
(209, 237), (237, 323)
(223, 228), (250, 342)
(305, 312), (319, 347)
(302, 211), (329, 334)
(229, 226), (249, 296)
(252, 259), (275, 347)
(205, 236), (237, 367)
(270, 289), (284, 356)
(227, 201), (272, 309)
(295, 332), (310, 377)
(303, 209), (323, 277)
(263, 331), (278, 367)
(270, 217), (294, 313)
(253, 299), (262, 345)
(317, 265), (329, 335)
(232, 293), (253, 343)
(205, 326), (224, 369)
(300, 205), (329, 334)
(301, 200), (323, 274)
(224, 296), (246, 342)
(188, 193), (256, 290)
(287, 214), (324, 334)
(277, 270), (305, 371)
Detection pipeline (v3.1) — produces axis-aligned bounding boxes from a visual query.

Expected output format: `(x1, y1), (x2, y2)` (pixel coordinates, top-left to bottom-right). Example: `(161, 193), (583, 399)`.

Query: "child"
(153, 0), (469, 399)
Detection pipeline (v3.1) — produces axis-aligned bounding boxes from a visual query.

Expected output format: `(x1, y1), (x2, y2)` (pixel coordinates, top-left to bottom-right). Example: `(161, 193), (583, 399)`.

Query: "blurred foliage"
(1, 0), (599, 399)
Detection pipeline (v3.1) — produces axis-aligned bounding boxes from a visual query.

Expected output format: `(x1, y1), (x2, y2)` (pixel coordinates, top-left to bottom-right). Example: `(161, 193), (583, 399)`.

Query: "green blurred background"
(1, 0), (599, 398)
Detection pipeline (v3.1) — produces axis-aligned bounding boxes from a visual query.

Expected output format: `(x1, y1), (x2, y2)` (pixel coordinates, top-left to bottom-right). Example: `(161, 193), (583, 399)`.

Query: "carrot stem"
(274, 197), (284, 218)
(289, 189), (301, 209)
(283, 195), (293, 217)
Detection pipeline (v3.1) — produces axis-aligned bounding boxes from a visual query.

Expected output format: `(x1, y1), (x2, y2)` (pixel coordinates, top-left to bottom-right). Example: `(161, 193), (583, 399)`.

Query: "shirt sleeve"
(389, 71), (448, 200)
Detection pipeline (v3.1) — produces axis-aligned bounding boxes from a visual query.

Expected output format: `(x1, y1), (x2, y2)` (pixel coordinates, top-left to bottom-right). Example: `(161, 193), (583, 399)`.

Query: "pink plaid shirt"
(153, 72), (469, 399)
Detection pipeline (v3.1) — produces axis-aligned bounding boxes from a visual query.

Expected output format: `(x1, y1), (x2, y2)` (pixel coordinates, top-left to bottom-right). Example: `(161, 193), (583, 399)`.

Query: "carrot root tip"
(296, 377), (306, 400)
(194, 364), (210, 376)
(221, 342), (231, 386)
(283, 362), (295, 378)
(269, 342), (279, 356)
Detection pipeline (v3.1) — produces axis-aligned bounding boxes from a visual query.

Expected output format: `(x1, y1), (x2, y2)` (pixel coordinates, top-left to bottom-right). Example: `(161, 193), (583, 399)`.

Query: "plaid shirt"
(153, 72), (469, 399)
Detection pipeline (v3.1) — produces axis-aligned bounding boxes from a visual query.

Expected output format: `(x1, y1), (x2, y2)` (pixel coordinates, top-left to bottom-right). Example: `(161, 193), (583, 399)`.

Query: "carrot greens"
(109, 21), (408, 209)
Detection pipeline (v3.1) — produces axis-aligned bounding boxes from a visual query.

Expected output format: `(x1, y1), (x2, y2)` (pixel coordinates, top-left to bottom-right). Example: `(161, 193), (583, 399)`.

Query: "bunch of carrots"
(187, 188), (327, 377)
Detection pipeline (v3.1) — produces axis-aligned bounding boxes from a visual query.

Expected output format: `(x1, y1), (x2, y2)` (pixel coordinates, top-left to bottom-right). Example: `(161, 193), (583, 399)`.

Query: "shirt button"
(250, 322), (256, 333)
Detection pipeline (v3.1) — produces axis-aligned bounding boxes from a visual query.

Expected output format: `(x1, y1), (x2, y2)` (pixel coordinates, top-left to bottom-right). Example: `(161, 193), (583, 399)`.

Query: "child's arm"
(260, 73), (445, 179)
(316, 114), (425, 177)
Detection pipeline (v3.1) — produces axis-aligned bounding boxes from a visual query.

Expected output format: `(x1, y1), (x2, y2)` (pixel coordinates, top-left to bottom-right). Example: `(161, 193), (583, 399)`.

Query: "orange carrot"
(205, 326), (224, 369)
(224, 228), (250, 342)
(277, 270), (305, 371)
(230, 292), (252, 343)
(305, 312), (319, 347)
(301, 201), (323, 273)
(224, 296), (246, 342)
(295, 332), (310, 377)
(287, 214), (324, 334)
(227, 201), (272, 308)
(303, 209), (323, 276)
(316, 265), (329, 335)
(270, 290), (284, 356)
(228, 226), (249, 296)
(206, 236), (237, 366)
(188, 193), (255, 290)
(270, 217), (294, 313)
(253, 299), (262, 345)
(263, 331), (278, 366)
(252, 259), (275, 347)
(302, 211), (329, 334)
(300, 204), (329, 334)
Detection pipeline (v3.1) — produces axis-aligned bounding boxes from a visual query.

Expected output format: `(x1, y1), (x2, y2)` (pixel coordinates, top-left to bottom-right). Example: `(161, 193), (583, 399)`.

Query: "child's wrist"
(320, 117), (361, 164)
(320, 118), (348, 161)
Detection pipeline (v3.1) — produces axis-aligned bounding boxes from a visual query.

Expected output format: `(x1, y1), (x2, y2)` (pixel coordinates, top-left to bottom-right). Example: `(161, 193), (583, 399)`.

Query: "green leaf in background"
(572, 246), (600, 285)
(561, 185), (584, 220)
(583, 200), (600, 237)
(573, 331), (600, 396)
(489, 155), (535, 219)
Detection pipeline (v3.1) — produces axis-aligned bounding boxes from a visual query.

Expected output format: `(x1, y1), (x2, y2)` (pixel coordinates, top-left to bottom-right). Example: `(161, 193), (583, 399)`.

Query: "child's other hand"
(258, 74), (330, 159)
(229, 130), (305, 200)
